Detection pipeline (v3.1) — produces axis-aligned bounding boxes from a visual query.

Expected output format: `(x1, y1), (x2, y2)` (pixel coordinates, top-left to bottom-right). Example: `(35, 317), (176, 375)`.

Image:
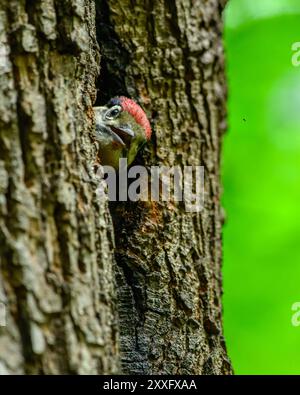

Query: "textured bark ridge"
(96, 0), (232, 374)
(0, 0), (119, 374)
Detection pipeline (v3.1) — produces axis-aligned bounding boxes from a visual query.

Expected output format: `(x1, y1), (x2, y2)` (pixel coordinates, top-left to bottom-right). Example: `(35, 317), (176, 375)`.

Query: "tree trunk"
(0, 0), (119, 374)
(97, 0), (232, 375)
(0, 0), (232, 375)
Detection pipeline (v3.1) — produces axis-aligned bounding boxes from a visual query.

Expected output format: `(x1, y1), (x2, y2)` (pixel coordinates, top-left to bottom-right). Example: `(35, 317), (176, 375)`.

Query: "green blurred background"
(222, 0), (300, 374)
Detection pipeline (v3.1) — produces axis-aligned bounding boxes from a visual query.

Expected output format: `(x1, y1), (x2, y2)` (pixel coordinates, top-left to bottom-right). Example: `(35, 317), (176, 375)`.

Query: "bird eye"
(105, 105), (122, 120)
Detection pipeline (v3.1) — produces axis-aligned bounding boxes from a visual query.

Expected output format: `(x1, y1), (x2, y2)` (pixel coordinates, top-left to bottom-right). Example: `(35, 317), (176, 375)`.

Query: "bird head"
(94, 96), (151, 169)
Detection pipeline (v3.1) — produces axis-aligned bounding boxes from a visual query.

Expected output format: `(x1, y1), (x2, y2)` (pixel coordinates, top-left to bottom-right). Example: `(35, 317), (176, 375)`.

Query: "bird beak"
(102, 124), (127, 146)
(112, 125), (135, 138)
(111, 126), (135, 147)
(94, 106), (135, 147)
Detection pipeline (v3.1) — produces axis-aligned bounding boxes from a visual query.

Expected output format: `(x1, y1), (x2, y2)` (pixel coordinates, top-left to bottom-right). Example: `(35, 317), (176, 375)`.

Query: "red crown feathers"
(108, 96), (152, 140)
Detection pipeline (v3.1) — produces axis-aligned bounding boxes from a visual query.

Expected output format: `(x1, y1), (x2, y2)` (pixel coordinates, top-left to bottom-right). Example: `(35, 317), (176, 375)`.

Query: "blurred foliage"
(222, 0), (300, 374)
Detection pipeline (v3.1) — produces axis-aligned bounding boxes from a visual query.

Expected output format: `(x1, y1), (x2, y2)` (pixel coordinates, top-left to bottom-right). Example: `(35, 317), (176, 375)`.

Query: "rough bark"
(0, 0), (119, 374)
(0, 0), (232, 375)
(96, 0), (232, 375)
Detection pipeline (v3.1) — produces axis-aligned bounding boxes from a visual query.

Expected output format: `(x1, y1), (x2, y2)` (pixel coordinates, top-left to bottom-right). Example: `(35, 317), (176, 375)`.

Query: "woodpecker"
(94, 96), (152, 169)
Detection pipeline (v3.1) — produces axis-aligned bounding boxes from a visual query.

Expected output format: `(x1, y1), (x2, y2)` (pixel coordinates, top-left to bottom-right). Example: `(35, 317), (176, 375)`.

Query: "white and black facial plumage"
(94, 97), (151, 169)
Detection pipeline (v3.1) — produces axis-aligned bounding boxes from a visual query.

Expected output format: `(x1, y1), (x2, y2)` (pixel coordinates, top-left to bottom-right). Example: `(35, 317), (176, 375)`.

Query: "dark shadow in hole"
(95, 0), (131, 106)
